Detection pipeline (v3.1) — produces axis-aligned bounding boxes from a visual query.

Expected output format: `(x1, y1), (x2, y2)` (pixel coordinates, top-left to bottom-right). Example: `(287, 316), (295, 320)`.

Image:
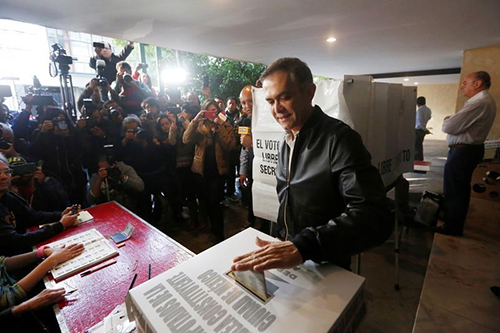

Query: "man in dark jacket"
(89, 41), (134, 85)
(232, 57), (391, 271)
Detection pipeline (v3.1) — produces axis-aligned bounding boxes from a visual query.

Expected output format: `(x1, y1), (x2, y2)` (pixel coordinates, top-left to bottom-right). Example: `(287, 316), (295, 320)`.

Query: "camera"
(93, 42), (106, 49)
(166, 106), (181, 114)
(109, 108), (121, 121)
(106, 166), (122, 181)
(52, 117), (68, 131)
(50, 44), (74, 65)
(123, 73), (133, 83)
(134, 128), (147, 140)
(95, 59), (108, 87)
(140, 63), (149, 69)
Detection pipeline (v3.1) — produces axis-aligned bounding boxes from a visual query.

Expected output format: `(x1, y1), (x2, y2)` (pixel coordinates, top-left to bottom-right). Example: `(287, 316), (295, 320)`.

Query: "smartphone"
(71, 204), (78, 214)
(93, 42), (105, 48)
(204, 110), (217, 121)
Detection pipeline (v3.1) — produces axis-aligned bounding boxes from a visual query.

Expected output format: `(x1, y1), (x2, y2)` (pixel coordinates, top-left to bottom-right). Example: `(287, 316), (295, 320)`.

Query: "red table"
(38, 201), (194, 333)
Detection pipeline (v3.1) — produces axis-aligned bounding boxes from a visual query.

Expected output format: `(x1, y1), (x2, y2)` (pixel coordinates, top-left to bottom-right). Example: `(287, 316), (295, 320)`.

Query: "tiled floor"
(155, 139), (462, 333)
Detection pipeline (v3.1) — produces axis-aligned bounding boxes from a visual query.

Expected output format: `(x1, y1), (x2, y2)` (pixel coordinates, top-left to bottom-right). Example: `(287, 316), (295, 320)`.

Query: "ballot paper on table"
(47, 229), (118, 281)
(38, 210), (94, 228)
(111, 223), (134, 243)
(77, 210), (94, 224)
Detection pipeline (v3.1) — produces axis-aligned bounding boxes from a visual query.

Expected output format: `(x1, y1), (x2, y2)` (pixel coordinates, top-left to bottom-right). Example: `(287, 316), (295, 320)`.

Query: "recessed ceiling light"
(326, 37), (337, 43)
(403, 78), (409, 81)
(414, 82), (419, 85)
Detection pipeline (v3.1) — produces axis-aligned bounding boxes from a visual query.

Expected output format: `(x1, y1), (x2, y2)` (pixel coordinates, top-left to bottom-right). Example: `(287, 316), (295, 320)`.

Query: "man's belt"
(448, 143), (483, 149)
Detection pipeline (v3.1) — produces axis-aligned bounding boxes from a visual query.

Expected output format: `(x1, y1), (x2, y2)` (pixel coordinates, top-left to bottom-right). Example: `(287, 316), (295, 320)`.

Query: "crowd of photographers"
(1, 48), (254, 246)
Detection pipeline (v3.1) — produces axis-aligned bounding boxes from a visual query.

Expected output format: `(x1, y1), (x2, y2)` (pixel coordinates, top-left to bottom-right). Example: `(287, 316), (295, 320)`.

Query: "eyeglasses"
(0, 169), (13, 176)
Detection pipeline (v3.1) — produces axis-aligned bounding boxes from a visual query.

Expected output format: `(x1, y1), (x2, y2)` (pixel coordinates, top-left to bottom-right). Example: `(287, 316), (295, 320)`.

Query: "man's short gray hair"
(260, 57), (313, 87)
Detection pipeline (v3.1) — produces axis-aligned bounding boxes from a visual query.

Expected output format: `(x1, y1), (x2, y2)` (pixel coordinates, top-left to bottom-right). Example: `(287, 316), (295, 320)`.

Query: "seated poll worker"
(0, 243), (84, 330)
(0, 153), (80, 256)
(232, 58), (391, 271)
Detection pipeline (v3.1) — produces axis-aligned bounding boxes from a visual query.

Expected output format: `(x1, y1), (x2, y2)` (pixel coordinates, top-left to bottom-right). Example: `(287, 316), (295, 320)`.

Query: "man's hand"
(239, 174), (249, 188)
(41, 120), (54, 133)
(60, 213), (78, 229)
(33, 169), (45, 184)
(240, 134), (252, 148)
(61, 205), (81, 217)
(231, 237), (303, 272)
(76, 118), (87, 130)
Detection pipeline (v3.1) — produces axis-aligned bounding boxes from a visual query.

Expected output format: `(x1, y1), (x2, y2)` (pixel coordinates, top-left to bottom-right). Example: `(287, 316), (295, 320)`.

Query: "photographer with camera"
(77, 100), (117, 175)
(89, 41), (134, 85)
(88, 154), (144, 212)
(112, 61), (153, 116)
(12, 94), (57, 144)
(133, 63), (157, 97)
(101, 100), (124, 137)
(30, 108), (87, 205)
(117, 116), (183, 224)
(183, 99), (237, 242)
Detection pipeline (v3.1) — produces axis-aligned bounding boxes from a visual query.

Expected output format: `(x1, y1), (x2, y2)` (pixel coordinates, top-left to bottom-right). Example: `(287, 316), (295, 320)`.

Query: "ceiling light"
(414, 82), (419, 85)
(326, 37), (337, 43)
(403, 78), (409, 82)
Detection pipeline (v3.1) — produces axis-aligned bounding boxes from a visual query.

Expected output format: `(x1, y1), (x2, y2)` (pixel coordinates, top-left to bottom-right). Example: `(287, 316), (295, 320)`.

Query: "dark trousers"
(195, 174), (225, 240)
(443, 145), (484, 233)
(414, 129), (427, 161)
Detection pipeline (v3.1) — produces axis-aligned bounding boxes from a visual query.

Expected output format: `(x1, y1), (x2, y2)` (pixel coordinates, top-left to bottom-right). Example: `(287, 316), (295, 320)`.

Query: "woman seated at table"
(0, 243), (84, 331)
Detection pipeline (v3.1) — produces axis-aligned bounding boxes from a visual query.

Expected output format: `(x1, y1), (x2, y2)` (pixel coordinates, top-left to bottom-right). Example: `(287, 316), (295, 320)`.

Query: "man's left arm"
(291, 129), (391, 264)
(442, 101), (482, 135)
(15, 197), (62, 227)
(116, 42), (134, 61)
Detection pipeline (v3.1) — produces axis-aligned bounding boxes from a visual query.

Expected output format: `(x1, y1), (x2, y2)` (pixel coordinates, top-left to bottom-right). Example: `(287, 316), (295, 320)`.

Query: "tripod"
(58, 63), (77, 121)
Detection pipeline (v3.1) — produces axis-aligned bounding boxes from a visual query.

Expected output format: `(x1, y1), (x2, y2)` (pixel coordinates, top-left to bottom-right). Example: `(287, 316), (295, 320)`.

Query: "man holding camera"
(112, 61), (153, 116)
(89, 41), (134, 85)
(88, 155), (144, 213)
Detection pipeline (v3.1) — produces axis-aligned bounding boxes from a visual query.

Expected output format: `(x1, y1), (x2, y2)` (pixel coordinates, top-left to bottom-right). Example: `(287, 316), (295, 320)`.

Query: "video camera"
(50, 43), (73, 66)
(95, 59), (108, 87)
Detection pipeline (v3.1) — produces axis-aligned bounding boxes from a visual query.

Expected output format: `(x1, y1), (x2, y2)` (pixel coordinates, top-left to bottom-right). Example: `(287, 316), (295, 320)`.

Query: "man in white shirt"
(415, 96), (432, 161)
(436, 71), (497, 236)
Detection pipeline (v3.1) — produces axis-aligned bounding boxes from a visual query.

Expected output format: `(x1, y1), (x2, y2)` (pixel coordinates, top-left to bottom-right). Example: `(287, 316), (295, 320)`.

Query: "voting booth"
(252, 76), (417, 222)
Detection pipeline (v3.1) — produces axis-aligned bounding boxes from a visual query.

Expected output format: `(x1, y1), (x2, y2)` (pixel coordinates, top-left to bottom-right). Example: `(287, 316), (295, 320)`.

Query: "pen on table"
(148, 263), (151, 280)
(129, 273), (138, 291)
(80, 260), (117, 277)
(64, 289), (77, 296)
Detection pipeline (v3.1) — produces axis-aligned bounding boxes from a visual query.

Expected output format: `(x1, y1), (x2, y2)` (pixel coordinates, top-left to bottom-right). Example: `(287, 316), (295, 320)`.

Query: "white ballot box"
(126, 228), (365, 333)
